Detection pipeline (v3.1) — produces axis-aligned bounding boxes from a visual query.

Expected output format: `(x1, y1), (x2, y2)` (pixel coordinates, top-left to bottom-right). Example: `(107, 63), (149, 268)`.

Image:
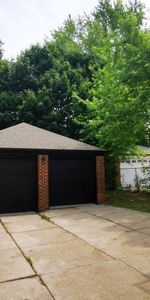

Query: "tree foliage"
(76, 0), (150, 159)
(0, 1), (150, 159)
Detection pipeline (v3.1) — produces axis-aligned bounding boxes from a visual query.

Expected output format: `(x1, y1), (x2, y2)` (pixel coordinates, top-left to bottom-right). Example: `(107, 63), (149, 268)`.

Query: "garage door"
(50, 158), (96, 206)
(0, 156), (37, 213)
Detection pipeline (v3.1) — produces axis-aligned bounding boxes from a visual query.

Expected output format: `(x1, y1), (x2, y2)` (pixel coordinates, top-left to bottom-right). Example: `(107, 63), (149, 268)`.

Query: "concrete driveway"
(0, 204), (150, 299)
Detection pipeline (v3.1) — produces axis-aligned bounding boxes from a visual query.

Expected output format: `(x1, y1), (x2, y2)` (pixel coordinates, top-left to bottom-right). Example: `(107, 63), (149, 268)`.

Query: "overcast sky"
(0, 0), (149, 60)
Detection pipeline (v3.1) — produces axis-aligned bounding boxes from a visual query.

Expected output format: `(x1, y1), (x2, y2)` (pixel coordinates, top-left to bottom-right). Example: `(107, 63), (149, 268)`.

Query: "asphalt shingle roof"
(0, 122), (103, 151)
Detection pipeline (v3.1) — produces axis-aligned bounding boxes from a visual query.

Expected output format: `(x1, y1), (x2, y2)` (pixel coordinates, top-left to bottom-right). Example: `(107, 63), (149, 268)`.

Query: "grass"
(26, 257), (33, 268)
(39, 214), (49, 221)
(106, 190), (150, 213)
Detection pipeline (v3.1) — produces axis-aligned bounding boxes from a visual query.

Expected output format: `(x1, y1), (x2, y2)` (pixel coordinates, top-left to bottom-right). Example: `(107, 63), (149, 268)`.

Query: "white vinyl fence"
(120, 158), (150, 188)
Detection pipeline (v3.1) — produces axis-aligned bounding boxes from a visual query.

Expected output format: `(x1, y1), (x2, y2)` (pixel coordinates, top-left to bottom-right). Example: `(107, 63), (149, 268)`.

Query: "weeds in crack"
(26, 257), (33, 268)
(40, 214), (49, 221)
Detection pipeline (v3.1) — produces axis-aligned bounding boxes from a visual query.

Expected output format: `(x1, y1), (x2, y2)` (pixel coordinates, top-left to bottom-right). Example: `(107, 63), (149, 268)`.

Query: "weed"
(40, 214), (49, 221)
(26, 257), (33, 268)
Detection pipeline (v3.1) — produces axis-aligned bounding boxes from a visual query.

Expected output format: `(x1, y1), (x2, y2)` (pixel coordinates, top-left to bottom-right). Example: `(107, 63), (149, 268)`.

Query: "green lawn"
(106, 191), (150, 213)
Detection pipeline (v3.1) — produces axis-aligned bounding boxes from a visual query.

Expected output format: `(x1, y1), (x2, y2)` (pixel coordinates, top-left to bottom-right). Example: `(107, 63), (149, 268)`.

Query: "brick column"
(96, 156), (106, 204)
(38, 155), (49, 211)
(115, 161), (121, 186)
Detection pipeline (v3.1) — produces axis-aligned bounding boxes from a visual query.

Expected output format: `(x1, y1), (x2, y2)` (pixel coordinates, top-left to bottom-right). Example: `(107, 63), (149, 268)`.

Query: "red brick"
(38, 155), (49, 211)
(96, 156), (106, 204)
(115, 162), (121, 186)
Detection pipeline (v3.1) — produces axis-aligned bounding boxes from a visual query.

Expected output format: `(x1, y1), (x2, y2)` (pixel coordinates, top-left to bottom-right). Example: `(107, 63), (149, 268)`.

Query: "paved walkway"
(0, 204), (150, 299)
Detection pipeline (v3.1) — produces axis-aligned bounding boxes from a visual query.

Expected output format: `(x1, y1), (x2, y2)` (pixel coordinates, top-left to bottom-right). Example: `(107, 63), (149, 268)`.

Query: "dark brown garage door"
(0, 155), (37, 213)
(50, 158), (96, 206)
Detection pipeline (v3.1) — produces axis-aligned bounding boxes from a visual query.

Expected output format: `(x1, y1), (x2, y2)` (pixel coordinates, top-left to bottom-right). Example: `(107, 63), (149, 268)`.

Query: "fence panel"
(120, 167), (150, 187)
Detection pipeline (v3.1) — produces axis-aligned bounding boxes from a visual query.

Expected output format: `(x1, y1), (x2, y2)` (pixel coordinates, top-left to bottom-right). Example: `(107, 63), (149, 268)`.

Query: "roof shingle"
(0, 123), (103, 151)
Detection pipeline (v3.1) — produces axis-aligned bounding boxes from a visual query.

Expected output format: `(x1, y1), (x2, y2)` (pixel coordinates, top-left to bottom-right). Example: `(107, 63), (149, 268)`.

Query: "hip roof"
(0, 122), (103, 152)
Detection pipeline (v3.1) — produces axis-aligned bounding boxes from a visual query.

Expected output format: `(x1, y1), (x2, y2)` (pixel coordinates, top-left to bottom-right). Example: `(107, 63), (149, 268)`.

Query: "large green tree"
(0, 0), (150, 161)
(76, 0), (150, 159)
(0, 18), (92, 137)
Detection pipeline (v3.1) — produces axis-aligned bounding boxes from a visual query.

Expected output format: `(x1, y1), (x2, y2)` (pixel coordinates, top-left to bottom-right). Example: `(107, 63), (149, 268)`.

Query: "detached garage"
(0, 123), (105, 213)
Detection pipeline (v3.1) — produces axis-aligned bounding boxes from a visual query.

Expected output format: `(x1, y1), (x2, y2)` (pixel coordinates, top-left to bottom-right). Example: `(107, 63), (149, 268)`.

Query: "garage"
(0, 122), (105, 213)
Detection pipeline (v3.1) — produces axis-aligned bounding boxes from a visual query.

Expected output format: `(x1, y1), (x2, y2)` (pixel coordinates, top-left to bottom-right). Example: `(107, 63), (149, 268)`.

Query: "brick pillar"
(96, 156), (106, 204)
(115, 161), (121, 186)
(38, 155), (49, 211)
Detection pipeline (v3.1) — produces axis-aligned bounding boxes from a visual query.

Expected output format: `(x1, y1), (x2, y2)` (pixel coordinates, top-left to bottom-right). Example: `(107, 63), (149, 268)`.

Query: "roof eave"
(0, 147), (105, 153)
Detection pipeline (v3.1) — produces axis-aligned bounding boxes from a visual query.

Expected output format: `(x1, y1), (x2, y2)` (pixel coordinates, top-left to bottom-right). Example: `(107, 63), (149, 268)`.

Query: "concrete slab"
(12, 227), (74, 250)
(0, 248), (34, 282)
(25, 238), (112, 275)
(49, 207), (150, 275)
(104, 209), (150, 229)
(133, 218), (150, 230)
(78, 204), (124, 217)
(77, 203), (98, 210)
(62, 216), (128, 233)
(95, 231), (150, 275)
(0, 223), (5, 233)
(0, 277), (52, 300)
(0, 207), (150, 298)
(138, 227), (150, 236)
(43, 208), (79, 218)
(0, 231), (17, 251)
(52, 217), (129, 250)
(70, 227), (129, 252)
(3, 218), (56, 233)
(1, 213), (40, 223)
(50, 212), (98, 227)
(42, 260), (150, 300)
(122, 254), (150, 275)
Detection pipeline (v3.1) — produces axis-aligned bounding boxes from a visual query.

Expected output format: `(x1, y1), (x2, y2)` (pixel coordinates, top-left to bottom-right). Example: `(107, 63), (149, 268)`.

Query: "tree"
(0, 0), (149, 163)
(1, 18), (92, 137)
(77, 0), (150, 160)
(0, 40), (3, 59)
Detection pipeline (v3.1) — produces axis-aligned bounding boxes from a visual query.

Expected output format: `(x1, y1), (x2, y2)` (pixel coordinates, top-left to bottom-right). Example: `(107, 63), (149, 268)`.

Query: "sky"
(0, 0), (150, 60)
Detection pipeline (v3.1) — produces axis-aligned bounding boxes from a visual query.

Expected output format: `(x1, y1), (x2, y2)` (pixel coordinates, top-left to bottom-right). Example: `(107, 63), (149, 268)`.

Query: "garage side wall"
(38, 154), (49, 211)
